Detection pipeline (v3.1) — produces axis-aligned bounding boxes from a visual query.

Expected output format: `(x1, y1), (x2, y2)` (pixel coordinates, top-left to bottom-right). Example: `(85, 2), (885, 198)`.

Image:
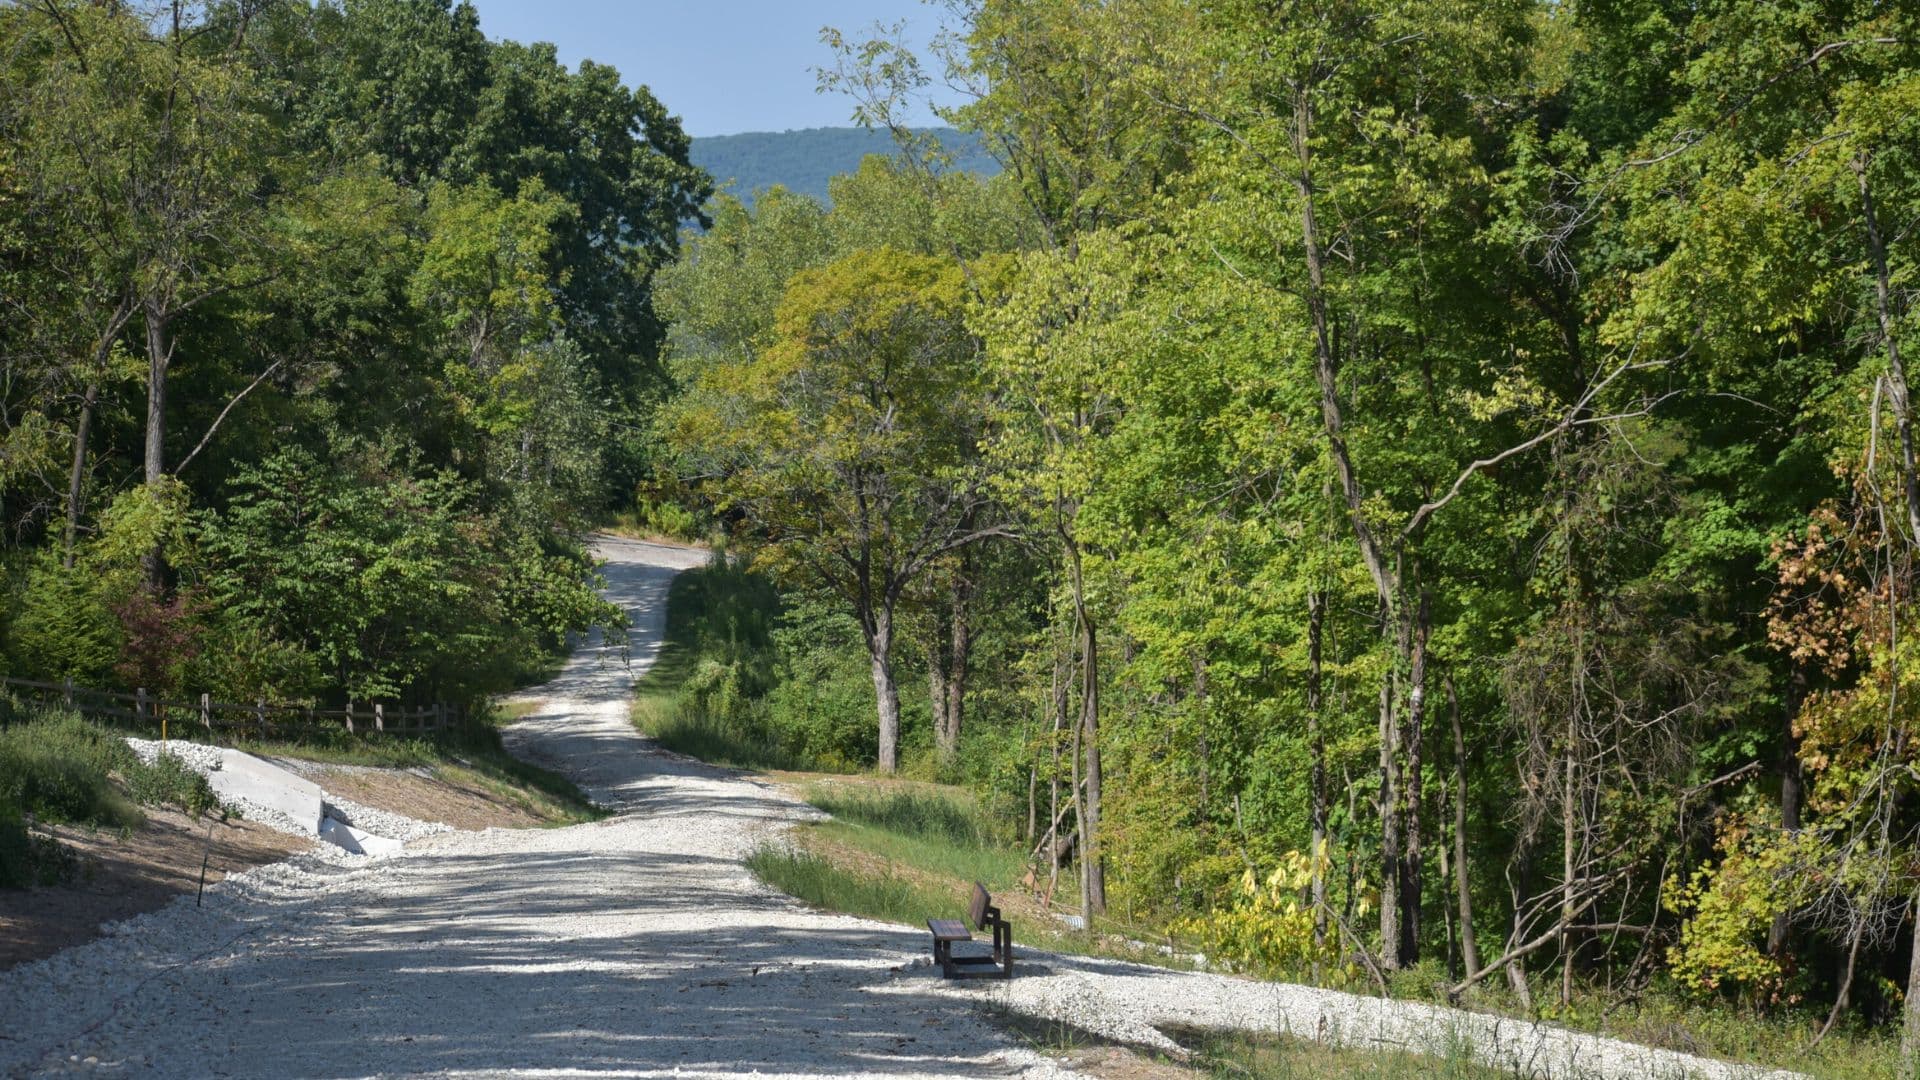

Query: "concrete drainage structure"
(318, 815), (404, 856)
(203, 747), (404, 855)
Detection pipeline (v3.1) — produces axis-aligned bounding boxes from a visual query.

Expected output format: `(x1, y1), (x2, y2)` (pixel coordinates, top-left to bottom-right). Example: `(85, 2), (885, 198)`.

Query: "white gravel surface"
(1, 535), (1804, 1079)
(322, 796), (454, 843)
(123, 738), (225, 775)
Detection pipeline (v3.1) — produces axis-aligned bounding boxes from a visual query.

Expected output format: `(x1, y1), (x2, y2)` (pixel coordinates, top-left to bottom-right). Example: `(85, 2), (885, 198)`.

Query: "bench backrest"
(969, 881), (991, 929)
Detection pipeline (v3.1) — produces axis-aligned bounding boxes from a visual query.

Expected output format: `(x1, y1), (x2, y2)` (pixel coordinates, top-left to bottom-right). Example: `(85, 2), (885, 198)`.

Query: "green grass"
(999, 1014), (1517, 1079)
(602, 500), (709, 545)
(1538, 992), (1905, 1080)
(0, 709), (221, 887)
(803, 784), (1024, 887)
(1184, 1029), (1514, 1079)
(747, 844), (962, 924)
(1369, 959), (1905, 1078)
(748, 784), (1026, 926)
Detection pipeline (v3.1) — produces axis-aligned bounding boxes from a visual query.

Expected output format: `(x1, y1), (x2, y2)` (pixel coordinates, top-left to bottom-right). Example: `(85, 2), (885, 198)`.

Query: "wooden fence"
(0, 675), (464, 739)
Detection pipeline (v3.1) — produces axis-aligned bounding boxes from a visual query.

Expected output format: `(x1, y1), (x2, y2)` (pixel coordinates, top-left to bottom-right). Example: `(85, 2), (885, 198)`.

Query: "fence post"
(374, 702), (385, 733)
(254, 699), (266, 738)
(200, 693), (211, 731)
(345, 700), (355, 736)
(434, 703), (445, 731)
(136, 687), (147, 723)
(63, 677), (73, 707)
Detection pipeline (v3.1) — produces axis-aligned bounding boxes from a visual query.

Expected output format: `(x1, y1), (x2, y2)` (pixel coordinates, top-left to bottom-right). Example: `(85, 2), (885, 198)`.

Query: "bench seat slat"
(927, 918), (972, 942)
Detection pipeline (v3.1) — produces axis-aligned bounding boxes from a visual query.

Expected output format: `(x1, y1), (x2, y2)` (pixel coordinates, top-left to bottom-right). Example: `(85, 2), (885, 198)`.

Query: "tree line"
(0, 0), (708, 708)
(654, 0), (1920, 1059)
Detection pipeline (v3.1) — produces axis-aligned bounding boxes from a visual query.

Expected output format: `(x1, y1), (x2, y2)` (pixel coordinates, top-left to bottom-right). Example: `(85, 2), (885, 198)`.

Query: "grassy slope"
(232, 715), (603, 827)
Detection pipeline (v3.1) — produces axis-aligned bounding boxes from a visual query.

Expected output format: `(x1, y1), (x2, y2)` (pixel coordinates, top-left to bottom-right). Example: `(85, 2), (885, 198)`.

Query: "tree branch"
(174, 357), (285, 473)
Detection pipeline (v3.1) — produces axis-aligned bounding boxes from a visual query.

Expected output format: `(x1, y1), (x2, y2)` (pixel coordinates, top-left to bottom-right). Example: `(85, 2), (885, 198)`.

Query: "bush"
(0, 712), (141, 828)
(124, 750), (219, 818)
(612, 495), (707, 543)
(0, 709), (220, 830)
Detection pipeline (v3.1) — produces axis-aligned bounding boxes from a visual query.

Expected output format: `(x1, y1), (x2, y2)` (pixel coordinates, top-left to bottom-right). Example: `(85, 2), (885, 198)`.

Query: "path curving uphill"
(0, 537), (1073, 1079)
(0, 537), (1800, 1079)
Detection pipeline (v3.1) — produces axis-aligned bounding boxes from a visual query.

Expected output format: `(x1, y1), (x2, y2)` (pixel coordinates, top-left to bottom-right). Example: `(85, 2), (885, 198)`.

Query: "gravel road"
(0, 536), (1802, 1079)
(0, 537), (1072, 1079)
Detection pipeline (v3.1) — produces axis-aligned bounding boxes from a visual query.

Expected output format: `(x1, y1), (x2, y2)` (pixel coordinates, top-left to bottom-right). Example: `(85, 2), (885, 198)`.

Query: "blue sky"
(466, 1), (968, 136)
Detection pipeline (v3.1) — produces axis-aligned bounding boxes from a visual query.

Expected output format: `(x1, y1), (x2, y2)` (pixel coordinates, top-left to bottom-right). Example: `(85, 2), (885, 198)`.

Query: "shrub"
(0, 710), (220, 831)
(0, 712), (141, 828)
(124, 750), (219, 819)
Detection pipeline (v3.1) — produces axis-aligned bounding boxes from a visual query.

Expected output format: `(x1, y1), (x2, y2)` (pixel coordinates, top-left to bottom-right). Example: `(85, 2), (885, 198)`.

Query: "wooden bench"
(927, 882), (1013, 979)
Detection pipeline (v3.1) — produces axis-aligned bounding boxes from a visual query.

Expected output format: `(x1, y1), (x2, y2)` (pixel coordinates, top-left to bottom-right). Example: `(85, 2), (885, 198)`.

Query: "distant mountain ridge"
(689, 126), (1000, 207)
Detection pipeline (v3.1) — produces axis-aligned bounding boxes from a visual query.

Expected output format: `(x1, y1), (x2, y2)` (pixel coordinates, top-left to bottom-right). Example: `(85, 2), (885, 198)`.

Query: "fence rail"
(0, 675), (464, 738)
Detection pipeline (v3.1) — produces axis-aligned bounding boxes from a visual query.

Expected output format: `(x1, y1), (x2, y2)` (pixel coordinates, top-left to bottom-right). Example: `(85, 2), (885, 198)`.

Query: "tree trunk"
(1290, 84), (1407, 969)
(144, 299), (169, 486)
(866, 606), (901, 773)
(946, 567), (971, 753)
(1561, 748), (1577, 1008)
(1858, 160), (1920, 1069)
(1504, 829), (1538, 1010)
(1398, 585), (1430, 967)
(1080, 609), (1106, 917)
(928, 648), (950, 757)
(63, 383), (99, 568)
(1447, 672), (1480, 978)
(1379, 676), (1401, 969)
(1308, 589), (1329, 981)
(1856, 159), (1920, 542)
(141, 298), (171, 590)
(930, 566), (972, 762)
(1026, 762), (1038, 845)
(1769, 670), (1804, 960)
(1902, 895), (1920, 1063)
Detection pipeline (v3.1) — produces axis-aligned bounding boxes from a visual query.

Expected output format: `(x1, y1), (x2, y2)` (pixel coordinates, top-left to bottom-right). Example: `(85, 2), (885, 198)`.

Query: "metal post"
(374, 702), (384, 733)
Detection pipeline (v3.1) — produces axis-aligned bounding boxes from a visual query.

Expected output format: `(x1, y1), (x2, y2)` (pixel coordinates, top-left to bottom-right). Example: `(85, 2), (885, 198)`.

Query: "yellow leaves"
(1665, 818), (1828, 1000)
(1460, 370), (1552, 423)
(1177, 846), (1341, 978)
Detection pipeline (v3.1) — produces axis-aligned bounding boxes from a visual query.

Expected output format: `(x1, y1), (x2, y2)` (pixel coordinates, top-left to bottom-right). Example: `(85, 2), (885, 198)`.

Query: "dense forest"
(647, 0), (1920, 1068)
(0, 0), (707, 708)
(689, 126), (998, 206)
(6, 0), (1920, 1073)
